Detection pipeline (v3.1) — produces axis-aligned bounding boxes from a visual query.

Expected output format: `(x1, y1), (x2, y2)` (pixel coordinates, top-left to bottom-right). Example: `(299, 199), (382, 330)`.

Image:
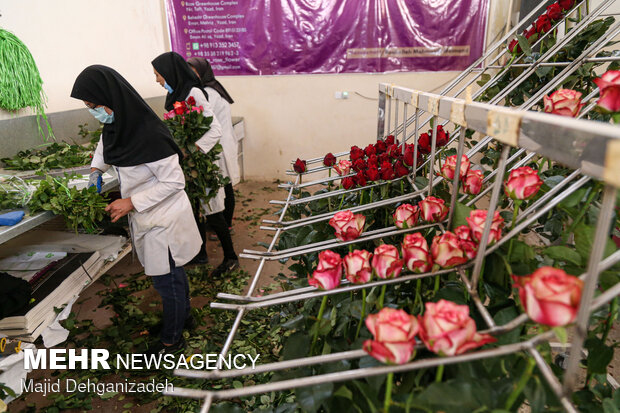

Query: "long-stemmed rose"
(466, 210), (504, 246)
(308, 250), (342, 355)
(328, 210), (365, 241)
(543, 89), (584, 117)
(363, 307), (419, 411)
(344, 249), (373, 339)
(393, 204), (419, 229)
(372, 244), (404, 309)
(419, 196), (449, 223)
(418, 299), (496, 357)
(431, 231), (468, 269)
(402, 233), (432, 273)
(512, 267), (583, 326)
(323, 153), (336, 167)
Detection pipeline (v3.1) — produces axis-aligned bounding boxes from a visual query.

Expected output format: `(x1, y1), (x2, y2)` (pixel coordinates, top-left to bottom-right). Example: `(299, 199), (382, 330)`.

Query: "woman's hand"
(106, 198), (134, 222)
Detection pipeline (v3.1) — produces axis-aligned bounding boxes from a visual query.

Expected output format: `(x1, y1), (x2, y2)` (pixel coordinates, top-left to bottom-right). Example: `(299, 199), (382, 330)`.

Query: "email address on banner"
(346, 46), (470, 59)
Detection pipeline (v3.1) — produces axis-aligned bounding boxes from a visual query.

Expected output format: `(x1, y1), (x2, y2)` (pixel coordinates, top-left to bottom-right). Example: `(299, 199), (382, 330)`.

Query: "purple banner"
(165, 0), (489, 76)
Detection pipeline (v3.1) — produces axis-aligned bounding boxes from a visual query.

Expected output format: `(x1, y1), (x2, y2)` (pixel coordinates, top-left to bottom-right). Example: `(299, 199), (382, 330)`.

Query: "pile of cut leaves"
(1, 142), (93, 172)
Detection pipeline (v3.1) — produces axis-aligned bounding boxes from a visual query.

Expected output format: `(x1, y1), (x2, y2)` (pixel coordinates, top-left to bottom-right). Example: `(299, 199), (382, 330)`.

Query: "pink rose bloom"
(308, 250), (342, 290)
(363, 307), (419, 364)
(402, 233), (432, 273)
(463, 169), (484, 195)
(439, 155), (470, 180)
(371, 244), (404, 279)
(466, 210), (504, 246)
(334, 159), (353, 176)
(328, 210), (366, 242)
(343, 250), (373, 284)
(543, 89), (584, 117)
(192, 106), (204, 113)
(431, 232), (468, 269)
(594, 71), (620, 113)
(418, 196), (448, 223)
(454, 225), (478, 260)
(512, 267), (583, 326)
(418, 299), (496, 356)
(393, 204), (419, 229)
(504, 166), (543, 200)
(163, 110), (176, 120)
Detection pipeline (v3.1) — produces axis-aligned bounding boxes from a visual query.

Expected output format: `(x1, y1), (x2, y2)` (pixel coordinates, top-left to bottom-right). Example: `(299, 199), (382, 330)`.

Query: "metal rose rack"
(165, 2), (620, 411)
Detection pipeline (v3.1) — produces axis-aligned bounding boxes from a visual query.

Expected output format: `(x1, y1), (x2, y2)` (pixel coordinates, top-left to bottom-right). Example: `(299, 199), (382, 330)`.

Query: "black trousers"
(224, 183), (235, 228)
(194, 210), (237, 261)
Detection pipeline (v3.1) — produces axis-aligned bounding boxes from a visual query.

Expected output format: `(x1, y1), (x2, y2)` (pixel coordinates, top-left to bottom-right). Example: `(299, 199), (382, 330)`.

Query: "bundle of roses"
(507, 1), (576, 54)
(163, 97), (228, 216)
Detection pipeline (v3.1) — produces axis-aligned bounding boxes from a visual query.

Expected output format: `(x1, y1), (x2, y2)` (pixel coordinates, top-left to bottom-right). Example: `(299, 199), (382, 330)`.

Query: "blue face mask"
(164, 82), (174, 94)
(89, 106), (115, 124)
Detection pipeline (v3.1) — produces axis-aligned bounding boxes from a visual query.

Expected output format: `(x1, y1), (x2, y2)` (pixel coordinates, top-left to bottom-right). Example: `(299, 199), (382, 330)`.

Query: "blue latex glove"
(88, 171), (103, 193)
(0, 210), (25, 226)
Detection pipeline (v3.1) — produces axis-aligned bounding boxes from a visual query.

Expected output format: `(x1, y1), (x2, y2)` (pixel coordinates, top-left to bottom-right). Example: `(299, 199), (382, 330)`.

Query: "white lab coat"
(204, 87), (240, 185)
(92, 143), (201, 276)
(188, 87), (226, 215)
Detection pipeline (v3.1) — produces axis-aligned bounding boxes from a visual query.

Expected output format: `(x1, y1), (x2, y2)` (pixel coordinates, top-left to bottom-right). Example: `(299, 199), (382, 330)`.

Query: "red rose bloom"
(366, 167), (380, 181)
(385, 135), (395, 146)
(418, 132), (431, 154)
(355, 171), (367, 187)
(367, 154), (379, 168)
(381, 166), (395, 180)
(546, 3), (563, 21)
(350, 145), (365, 161)
(364, 144), (376, 157)
(186, 96), (196, 106)
(173, 101), (187, 115)
(323, 153), (337, 167)
(508, 38), (522, 54)
(394, 161), (409, 178)
(293, 158), (306, 173)
(558, 0), (575, 11)
(388, 144), (402, 158)
(375, 140), (387, 154)
(436, 126), (449, 147)
(535, 14), (552, 33)
(524, 25), (537, 41)
(379, 153), (391, 164)
(342, 177), (356, 189)
(353, 158), (367, 173)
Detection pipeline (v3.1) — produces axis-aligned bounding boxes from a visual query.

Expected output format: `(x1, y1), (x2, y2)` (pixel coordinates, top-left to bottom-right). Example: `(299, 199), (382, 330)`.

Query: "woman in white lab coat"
(151, 52), (239, 277)
(187, 57), (239, 229)
(71, 65), (201, 354)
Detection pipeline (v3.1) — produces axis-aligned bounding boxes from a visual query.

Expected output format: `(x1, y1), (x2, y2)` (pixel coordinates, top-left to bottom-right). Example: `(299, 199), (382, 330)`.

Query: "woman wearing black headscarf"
(187, 57), (239, 230)
(151, 52), (239, 277)
(71, 65), (201, 354)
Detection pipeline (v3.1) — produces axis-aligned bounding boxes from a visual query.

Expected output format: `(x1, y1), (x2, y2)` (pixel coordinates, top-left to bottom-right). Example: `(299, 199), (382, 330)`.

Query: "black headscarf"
(71, 65), (183, 167)
(187, 57), (234, 104)
(152, 52), (208, 111)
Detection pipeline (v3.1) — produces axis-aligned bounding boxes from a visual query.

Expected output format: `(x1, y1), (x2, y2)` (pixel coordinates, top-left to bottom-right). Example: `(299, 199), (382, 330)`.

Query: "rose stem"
(505, 357), (536, 410)
(310, 295), (329, 355)
(354, 289), (367, 340)
(384, 372), (394, 413)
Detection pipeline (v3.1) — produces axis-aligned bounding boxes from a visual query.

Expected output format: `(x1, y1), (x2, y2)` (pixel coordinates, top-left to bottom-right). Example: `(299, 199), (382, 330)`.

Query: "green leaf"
(516, 35), (532, 56)
(543, 246), (582, 266)
(509, 240), (535, 263)
(295, 382), (333, 413)
(282, 332), (310, 360)
(585, 338), (614, 375)
(333, 385), (353, 400)
(451, 202), (474, 229)
(603, 398), (620, 413)
(560, 188), (587, 208)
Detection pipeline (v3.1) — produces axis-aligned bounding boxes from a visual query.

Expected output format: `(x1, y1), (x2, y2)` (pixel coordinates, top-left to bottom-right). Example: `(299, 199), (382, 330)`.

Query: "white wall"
(0, 0), (510, 180)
